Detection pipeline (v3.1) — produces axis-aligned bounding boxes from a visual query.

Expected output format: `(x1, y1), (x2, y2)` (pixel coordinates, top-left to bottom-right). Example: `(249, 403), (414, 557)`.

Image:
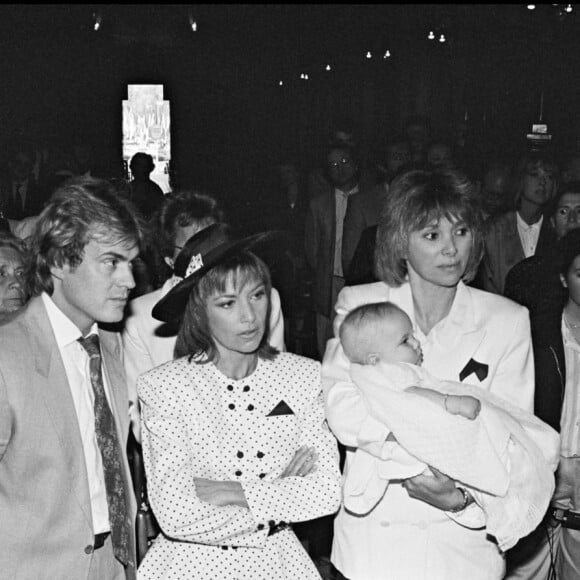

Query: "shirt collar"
(41, 292), (99, 348)
(394, 279), (477, 338)
(516, 212), (543, 231)
(335, 184), (359, 196)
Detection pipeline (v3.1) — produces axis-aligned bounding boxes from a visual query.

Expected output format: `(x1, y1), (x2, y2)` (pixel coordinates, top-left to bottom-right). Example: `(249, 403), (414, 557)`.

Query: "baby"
(336, 301), (559, 551)
(340, 300), (481, 420)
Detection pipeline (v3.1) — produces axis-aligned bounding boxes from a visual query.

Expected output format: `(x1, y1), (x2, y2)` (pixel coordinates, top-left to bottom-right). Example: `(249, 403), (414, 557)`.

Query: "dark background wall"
(1, 4), (580, 206)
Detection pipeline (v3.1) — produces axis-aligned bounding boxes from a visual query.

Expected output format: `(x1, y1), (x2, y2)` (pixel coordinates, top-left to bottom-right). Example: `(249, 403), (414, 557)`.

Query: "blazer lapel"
(426, 283), (487, 383)
(27, 298), (93, 528)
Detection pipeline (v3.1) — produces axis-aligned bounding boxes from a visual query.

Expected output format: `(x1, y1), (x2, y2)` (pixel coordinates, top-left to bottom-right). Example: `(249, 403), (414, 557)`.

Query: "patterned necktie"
(78, 334), (130, 565)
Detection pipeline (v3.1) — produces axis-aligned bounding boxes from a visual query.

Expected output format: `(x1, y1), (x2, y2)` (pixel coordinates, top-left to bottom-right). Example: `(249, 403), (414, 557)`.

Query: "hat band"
(167, 253), (205, 290)
(185, 253), (204, 277)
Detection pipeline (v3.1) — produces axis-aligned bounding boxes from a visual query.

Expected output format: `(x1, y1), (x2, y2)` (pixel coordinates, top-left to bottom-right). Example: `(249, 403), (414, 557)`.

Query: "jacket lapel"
(99, 330), (129, 445)
(26, 298), (93, 528)
(423, 283), (487, 383)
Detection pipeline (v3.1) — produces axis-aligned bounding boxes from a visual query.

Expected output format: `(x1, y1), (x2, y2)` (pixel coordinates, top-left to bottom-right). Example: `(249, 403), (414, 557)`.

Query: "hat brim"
(152, 231), (284, 323)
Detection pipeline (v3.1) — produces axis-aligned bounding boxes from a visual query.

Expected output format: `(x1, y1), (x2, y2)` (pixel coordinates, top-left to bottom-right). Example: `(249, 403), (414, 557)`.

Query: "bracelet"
(448, 486), (470, 513)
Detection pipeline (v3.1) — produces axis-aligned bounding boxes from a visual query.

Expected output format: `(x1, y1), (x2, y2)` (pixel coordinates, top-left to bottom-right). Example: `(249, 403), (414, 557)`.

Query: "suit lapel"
(422, 283), (487, 383)
(505, 212), (525, 265)
(26, 298), (93, 528)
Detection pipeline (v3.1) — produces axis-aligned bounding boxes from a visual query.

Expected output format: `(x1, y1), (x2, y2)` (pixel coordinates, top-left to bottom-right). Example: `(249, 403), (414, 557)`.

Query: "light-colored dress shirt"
(516, 212), (543, 258)
(41, 292), (111, 534)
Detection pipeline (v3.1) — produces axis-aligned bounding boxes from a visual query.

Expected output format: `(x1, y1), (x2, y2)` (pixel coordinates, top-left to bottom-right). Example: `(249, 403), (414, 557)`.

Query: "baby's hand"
(445, 394), (481, 420)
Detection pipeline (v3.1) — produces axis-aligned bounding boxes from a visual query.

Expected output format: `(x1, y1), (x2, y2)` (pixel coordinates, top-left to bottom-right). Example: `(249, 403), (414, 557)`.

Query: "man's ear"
(561, 273), (568, 289)
(366, 353), (379, 365)
(163, 256), (175, 270)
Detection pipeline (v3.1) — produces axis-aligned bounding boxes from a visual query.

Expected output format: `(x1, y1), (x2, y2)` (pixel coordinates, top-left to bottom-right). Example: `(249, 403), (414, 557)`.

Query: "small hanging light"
(188, 13), (197, 32)
(383, 50), (391, 58)
(366, 51), (372, 59)
(439, 33), (446, 43)
(326, 64), (332, 71)
(279, 80), (284, 86)
(92, 12), (102, 31)
(565, 4), (573, 13)
(428, 30), (435, 40)
(527, 4), (536, 10)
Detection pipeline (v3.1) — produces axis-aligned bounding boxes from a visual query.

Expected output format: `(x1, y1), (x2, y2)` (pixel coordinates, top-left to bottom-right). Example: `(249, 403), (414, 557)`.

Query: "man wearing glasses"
(305, 143), (365, 359)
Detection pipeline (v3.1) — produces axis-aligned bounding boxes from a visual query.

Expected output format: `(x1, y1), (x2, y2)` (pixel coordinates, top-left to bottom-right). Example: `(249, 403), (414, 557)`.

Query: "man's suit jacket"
(304, 186), (367, 318)
(0, 177), (48, 220)
(478, 210), (557, 295)
(342, 183), (387, 276)
(0, 297), (137, 580)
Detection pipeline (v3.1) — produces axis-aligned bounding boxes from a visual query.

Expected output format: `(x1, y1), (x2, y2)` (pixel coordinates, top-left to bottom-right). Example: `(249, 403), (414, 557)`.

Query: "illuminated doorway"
(122, 84), (171, 192)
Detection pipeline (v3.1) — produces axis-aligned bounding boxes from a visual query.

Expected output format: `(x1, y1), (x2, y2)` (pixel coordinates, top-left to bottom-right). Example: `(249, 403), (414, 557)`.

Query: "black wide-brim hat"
(152, 223), (284, 323)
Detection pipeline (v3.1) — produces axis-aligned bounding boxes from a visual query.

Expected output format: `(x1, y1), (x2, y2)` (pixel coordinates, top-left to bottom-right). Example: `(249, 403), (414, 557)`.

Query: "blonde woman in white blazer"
(322, 170), (540, 580)
(137, 224), (341, 579)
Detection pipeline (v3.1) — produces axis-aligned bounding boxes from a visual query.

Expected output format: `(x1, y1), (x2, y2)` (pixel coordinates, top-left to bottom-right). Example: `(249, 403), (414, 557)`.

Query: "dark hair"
(156, 190), (225, 259)
(28, 177), (144, 296)
(546, 181), (580, 217)
(174, 250), (278, 362)
(558, 228), (580, 278)
(129, 152), (155, 173)
(375, 169), (484, 286)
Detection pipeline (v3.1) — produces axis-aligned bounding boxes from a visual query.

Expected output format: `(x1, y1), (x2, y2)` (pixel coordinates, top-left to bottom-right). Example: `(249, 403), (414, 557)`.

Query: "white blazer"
(322, 280), (535, 580)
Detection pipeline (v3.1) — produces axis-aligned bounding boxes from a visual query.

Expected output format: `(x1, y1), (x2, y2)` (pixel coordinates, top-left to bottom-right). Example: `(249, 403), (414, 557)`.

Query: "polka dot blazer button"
(257, 523), (265, 530)
(235, 470), (242, 476)
(257, 451), (264, 458)
(259, 473), (266, 479)
(243, 385), (250, 392)
(227, 385), (234, 391)
(221, 545), (229, 550)
(268, 520), (276, 527)
(228, 403), (235, 410)
(247, 404), (254, 411)
(237, 451), (244, 458)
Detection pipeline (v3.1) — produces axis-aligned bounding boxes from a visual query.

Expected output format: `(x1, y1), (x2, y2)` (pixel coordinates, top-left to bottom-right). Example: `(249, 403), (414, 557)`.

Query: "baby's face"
(374, 310), (423, 365)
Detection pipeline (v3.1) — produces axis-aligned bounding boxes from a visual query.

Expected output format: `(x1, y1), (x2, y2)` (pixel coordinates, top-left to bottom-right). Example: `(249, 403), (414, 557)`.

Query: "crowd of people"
(1, 115), (580, 580)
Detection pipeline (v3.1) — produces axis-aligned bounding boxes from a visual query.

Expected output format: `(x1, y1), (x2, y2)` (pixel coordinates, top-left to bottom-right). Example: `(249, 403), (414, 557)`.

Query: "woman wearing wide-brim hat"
(137, 223), (341, 579)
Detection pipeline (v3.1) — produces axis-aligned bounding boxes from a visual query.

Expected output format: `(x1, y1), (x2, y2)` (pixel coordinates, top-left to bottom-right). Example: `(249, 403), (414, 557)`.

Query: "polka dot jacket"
(137, 351), (341, 579)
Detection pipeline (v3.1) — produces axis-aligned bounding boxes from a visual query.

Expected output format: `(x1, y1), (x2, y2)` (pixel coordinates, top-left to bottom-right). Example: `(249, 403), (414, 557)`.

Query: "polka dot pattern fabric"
(137, 352), (341, 579)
